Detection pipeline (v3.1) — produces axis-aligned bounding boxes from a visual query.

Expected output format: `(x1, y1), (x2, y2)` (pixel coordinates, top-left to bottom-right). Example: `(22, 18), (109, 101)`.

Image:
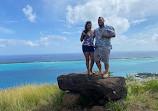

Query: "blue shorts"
(82, 45), (94, 53)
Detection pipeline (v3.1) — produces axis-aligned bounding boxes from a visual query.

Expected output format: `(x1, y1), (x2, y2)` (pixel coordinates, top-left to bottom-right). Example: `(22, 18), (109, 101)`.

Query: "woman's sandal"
(90, 71), (98, 76)
(91, 71), (95, 74)
(88, 71), (93, 76)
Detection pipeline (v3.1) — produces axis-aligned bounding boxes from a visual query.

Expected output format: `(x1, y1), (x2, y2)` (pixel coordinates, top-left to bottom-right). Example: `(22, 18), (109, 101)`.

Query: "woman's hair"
(84, 21), (92, 34)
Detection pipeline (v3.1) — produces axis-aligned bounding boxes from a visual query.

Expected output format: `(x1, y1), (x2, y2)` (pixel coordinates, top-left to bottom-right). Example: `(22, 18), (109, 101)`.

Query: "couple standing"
(80, 17), (115, 78)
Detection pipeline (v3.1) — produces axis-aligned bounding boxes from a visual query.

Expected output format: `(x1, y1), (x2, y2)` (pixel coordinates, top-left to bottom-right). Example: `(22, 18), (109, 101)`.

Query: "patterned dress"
(82, 32), (94, 46)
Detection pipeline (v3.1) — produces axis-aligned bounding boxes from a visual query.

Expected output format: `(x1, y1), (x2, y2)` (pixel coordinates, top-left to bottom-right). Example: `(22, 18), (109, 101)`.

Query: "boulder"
(62, 92), (81, 106)
(57, 73), (127, 100)
(91, 106), (106, 111)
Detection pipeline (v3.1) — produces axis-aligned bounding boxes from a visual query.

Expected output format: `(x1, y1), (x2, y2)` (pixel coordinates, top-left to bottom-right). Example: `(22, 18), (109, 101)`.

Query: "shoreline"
(0, 56), (158, 65)
(133, 72), (158, 79)
(0, 72), (157, 90)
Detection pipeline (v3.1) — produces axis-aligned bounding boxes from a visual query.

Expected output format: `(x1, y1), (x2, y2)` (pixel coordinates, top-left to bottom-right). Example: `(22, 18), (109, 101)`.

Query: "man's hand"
(102, 32), (115, 38)
(102, 32), (106, 37)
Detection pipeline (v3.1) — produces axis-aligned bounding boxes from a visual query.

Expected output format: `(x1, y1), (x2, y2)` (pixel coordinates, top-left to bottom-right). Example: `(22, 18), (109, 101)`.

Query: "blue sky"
(0, 0), (158, 55)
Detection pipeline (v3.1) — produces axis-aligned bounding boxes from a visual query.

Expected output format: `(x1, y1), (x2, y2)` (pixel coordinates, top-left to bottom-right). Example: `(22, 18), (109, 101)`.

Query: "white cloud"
(66, 0), (158, 34)
(105, 16), (130, 34)
(41, 0), (83, 22)
(131, 19), (147, 25)
(0, 34), (68, 48)
(66, 0), (131, 34)
(58, 19), (66, 22)
(0, 44), (6, 48)
(0, 39), (17, 48)
(145, 23), (158, 34)
(65, 0), (158, 51)
(152, 34), (158, 41)
(62, 31), (72, 34)
(4, 21), (18, 24)
(27, 34), (68, 47)
(40, 35), (68, 46)
(25, 41), (39, 47)
(22, 5), (36, 22)
(112, 33), (158, 51)
(0, 27), (14, 34)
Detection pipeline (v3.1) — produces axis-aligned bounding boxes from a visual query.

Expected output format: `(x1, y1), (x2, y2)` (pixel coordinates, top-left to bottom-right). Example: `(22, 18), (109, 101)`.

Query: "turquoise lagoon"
(0, 57), (158, 89)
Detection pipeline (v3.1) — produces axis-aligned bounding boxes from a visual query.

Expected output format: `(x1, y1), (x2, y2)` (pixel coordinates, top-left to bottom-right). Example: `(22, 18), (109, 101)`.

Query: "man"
(94, 17), (115, 78)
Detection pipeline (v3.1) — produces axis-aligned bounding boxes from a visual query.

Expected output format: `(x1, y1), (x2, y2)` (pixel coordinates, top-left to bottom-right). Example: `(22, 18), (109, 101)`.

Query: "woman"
(80, 21), (94, 75)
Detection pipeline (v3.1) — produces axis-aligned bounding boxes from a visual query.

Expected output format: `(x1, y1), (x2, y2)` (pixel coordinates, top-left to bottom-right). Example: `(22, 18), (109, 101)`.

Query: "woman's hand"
(83, 32), (86, 37)
(80, 31), (86, 42)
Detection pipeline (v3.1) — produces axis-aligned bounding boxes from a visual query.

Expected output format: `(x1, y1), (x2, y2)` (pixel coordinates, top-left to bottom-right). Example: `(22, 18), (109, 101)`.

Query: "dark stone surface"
(62, 92), (81, 106)
(57, 73), (127, 100)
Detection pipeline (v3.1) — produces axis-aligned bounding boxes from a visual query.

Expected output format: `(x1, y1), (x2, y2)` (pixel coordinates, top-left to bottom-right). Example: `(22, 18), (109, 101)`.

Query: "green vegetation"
(0, 75), (158, 111)
(108, 76), (158, 111)
(0, 84), (65, 111)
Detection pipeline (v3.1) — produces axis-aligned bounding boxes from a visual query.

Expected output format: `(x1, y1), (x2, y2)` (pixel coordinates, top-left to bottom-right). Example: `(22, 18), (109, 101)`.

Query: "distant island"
(134, 73), (158, 78)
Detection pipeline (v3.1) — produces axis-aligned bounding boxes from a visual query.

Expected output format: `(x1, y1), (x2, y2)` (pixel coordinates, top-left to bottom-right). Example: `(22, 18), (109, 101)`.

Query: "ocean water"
(1, 51), (158, 63)
(0, 51), (158, 89)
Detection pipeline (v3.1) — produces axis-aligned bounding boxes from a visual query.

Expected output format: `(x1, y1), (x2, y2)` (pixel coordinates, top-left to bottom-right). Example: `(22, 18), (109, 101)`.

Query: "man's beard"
(99, 24), (104, 27)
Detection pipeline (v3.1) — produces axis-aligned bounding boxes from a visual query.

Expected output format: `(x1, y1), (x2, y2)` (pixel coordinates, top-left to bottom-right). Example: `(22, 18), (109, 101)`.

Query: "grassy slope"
(109, 76), (158, 111)
(0, 76), (158, 111)
(0, 84), (65, 111)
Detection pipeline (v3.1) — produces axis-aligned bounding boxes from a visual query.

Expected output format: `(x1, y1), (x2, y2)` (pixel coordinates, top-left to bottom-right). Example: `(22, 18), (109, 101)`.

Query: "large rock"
(62, 92), (81, 106)
(57, 73), (127, 100)
(91, 106), (106, 111)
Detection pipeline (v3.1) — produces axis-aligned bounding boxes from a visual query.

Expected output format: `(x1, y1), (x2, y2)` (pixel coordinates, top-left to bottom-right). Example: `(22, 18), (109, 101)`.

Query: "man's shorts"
(94, 48), (110, 64)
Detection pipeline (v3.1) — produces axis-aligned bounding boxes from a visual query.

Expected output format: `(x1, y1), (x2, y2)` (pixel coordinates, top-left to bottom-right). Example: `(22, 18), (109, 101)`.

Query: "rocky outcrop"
(62, 92), (81, 106)
(57, 73), (127, 109)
